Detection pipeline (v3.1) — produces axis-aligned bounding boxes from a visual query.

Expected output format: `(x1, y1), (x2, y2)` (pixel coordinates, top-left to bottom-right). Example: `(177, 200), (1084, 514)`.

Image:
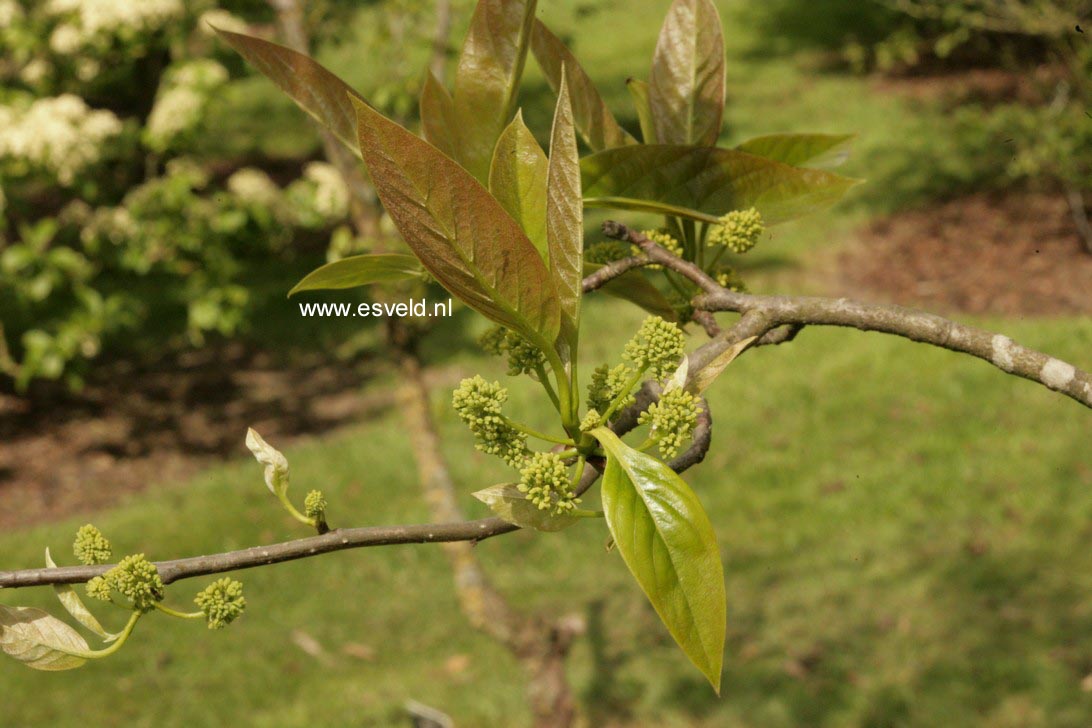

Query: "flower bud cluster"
(708, 208), (764, 254)
(587, 363), (635, 416)
(304, 490), (327, 520)
(518, 453), (580, 515)
(452, 376), (528, 467)
(86, 554), (164, 612)
(638, 388), (702, 460)
(194, 578), (247, 630)
(623, 316), (686, 381)
(715, 266), (747, 292)
(579, 408), (602, 433)
(73, 524), (111, 566)
(478, 327), (546, 378)
(637, 229), (684, 269)
(584, 240), (633, 265)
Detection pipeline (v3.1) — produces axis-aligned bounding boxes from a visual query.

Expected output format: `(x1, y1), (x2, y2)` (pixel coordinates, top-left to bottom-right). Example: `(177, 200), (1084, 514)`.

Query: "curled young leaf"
(245, 428), (289, 497)
(490, 111), (550, 262)
(453, 0), (538, 182)
(735, 133), (855, 169)
(45, 549), (118, 643)
(626, 78), (658, 144)
(547, 70), (584, 344)
(0, 605), (90, 671)
(216, 29), (365, 157)
(530, 20), (636, 152)
(648, 0), (726, 146)
(288, 254), (423, 297)
(472, 484), (579, 532)
(353, 97), (560, 348)
(582, 144), (860, 225)
(590, 426), (726, 693)
(686, 335), (757, 395)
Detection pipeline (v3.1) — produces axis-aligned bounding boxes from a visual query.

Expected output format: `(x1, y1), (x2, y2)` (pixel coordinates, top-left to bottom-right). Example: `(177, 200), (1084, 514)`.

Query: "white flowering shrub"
(0, 0), (360, 389)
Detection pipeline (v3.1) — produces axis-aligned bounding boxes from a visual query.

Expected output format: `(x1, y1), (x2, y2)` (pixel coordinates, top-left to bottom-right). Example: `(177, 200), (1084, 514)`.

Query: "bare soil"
(836, 191), (1092, 316)
(0, 343), (456, 530)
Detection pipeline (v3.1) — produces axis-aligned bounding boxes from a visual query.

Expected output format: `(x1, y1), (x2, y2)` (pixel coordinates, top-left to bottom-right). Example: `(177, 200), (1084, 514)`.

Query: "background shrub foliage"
(0, 0), (433, 389)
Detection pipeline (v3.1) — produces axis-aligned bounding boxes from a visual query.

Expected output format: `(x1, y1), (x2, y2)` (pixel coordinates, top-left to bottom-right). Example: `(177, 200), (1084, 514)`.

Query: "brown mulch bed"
(0, 344), (457, 530)
(836, 192), (1092, 316)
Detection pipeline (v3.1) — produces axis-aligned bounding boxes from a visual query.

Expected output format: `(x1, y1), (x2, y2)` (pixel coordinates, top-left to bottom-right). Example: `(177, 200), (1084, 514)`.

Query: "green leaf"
(453, 0), (538, 182)
(590, 427), (726, 692)
(582, 145), (860, 225)
(584, 262), (678, 321)
(0, 605), (89, 671)
(288, 254), (423, 297)
(547, 70), (584, 343)
(530, 20), (635, 152)
(626, 78), (658, 144)
(648, 0), (726, 146)
(420, 69), (460, 159)
(353, 97), (560, 347)
(216, 29), (365, 156)
(489, 111), (549, 262)
(45, 549), (118, 643)
(472, 484), (579, 532)
(735, 133), (855, 169)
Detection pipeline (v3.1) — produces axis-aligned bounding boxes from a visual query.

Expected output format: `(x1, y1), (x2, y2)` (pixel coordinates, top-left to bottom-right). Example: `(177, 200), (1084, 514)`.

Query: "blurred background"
(1, 0), (1091, 725)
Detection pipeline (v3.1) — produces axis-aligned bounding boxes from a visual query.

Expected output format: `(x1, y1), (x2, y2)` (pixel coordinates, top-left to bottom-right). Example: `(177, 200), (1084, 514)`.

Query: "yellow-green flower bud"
(452, 376), (528, 467)
(194, 578), (246, 630)
(638, 229), (684, 268)
(585, 240), (633, 264)
(638, 388), (702, 460)
(73, 524), (112, 566)
(708, 208), (764, 254)
(587, 363), (636, 416)
(624, 316), (686, 381)
(97, 554), (164, 612)
(518, 452), (580, 515)
(304, 490), (327, 520)
(579, 409), (602, 432)
(502, 331), (545, 377)
(86, 575), (112, 602)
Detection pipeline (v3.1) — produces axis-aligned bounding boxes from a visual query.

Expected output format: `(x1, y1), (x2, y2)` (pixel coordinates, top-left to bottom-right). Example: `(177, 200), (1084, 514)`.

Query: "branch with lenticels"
(602, 220), (1092, 410)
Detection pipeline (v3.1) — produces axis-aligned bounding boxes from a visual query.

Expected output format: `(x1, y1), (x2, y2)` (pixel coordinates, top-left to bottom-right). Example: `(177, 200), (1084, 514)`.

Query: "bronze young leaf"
(352, 97), (561, 349)
(489, 110), (550, 263)
(530, 20), (636, 152)
(546, 70), (584, 348)
(453, 0), (538, 183)
(648, 0), (726, 147)
(215, 29), (365, 157)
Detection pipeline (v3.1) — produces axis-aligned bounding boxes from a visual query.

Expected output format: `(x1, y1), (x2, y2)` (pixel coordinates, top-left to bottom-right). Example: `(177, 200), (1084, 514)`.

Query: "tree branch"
(603, 221), (1092, 410)
(0, 337), (713, 590)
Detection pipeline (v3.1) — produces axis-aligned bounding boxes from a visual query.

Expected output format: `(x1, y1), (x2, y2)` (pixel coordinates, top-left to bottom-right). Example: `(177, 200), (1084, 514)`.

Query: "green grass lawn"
(3, 0), (1091, 726)
(3, 303), (1091, 727)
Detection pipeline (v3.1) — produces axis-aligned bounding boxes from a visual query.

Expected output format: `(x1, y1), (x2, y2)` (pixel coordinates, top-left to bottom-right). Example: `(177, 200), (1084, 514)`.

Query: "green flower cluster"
(708, 208), (764, 254)
(584, 240), (633, 264)
(304, 490), (327, 520)
(638, 229), (684, 269)
(587, 363), (635, 415)
(579, 408), (602, 432)
(639, 388), (702, 460)
(194, 578), (247, 630)
(518, 453), (580, 515)
(624, 316), (686, 381)
(715, 266), (747, 293)
(452, 376), (528, 467)
(86, 554), (164, 612)
(479, 327), (546, 377)
(73, 524), (112, 566)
